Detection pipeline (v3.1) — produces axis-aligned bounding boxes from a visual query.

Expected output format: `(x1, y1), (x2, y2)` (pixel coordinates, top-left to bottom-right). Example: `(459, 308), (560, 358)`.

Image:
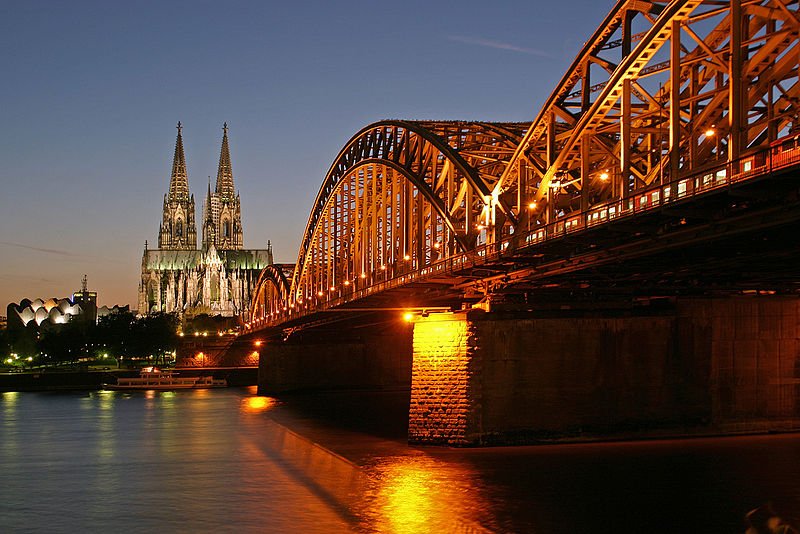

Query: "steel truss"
(250, 0), (800, 325)
(494, 0), (800, 234)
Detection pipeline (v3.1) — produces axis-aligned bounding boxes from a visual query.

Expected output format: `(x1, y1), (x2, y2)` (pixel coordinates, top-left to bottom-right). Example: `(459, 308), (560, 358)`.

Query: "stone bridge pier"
(254, 296), (800, 446)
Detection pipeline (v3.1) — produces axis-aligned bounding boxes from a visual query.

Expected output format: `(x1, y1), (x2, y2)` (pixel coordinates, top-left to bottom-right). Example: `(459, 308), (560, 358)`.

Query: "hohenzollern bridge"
(227, 1), (800, 445)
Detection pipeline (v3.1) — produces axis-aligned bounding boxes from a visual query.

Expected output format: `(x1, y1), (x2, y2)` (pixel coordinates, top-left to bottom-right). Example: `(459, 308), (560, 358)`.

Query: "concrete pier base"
(408, 298), (800, 445)
(257, 321), (412, 395)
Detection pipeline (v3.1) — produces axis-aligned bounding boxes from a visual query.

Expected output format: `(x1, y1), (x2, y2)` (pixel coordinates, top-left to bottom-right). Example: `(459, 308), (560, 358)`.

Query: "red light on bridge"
(403, 312), (414, 322)
(254, 340), (263, 347)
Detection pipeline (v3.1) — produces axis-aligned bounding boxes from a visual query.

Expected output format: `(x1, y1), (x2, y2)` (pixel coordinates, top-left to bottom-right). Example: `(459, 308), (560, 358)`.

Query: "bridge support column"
(409, 298), (800, 446)
(256, 321), (413, 395)
(408, 312), (481, 445)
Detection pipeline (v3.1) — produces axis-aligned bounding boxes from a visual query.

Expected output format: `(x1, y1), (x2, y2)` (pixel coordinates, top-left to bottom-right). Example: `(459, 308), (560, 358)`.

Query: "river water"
(1, 387), (799, 533)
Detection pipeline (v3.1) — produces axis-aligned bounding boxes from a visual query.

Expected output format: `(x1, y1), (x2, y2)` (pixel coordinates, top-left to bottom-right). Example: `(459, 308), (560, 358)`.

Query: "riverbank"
(0, 367), (257, 391)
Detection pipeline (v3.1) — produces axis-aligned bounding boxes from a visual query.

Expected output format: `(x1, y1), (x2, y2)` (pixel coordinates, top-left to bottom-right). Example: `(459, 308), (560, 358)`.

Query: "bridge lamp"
(360, 273), (366, 279)
(705, 127), (716, 137)
(194, 332), (200, 337)
(403, 312), (414, 322)
(330, 286), (336, 291)
(404, 254), (411, 261)
(344, 280), (351, 286)
(433, 242), (440, 250)
(527, 201), (537, 210)
(317, 291), (324, 297)
(254, 340), (263, 347)
(599, 171), (610, 182)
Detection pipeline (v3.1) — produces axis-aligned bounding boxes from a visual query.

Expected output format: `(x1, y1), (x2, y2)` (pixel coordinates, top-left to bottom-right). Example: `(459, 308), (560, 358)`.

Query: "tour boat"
(106, 367), (227, 390)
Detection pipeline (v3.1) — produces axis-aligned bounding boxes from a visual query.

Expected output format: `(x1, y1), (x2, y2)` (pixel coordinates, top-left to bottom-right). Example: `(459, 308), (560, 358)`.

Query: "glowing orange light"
(403, 312), (414, 322)
(254, 340), (263, 347)
(330, 286), (336, 291)
(599, 172), (609, 181)
(527, 201), (537, 210)
(360, 273), (366, 279)
(381, 265), (387, 270)
(404, 255), (411, 261)
(705, 128), (715, 137)
(344, 280), (351, 286)
(433, 243), (440, 249)
(317, 291), (324, 297)
(240, 396), (274, 414)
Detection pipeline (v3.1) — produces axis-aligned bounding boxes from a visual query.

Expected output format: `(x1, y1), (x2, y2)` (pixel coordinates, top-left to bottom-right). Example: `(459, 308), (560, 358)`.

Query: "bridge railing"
(249, 141), (800, 330)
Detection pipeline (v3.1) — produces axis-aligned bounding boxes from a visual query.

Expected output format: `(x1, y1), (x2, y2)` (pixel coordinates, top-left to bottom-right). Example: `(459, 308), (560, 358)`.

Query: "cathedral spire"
(215, 122), (235, 200)
(159, 121), (197, 250)
(168, 121), (190, 201)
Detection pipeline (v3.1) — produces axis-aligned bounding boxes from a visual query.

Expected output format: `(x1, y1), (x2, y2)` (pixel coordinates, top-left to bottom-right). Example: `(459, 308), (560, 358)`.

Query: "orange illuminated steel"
(247, 1), (800, 330)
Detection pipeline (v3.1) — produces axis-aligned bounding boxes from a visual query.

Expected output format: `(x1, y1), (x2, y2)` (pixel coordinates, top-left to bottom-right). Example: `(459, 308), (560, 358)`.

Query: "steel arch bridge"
(249, 0), (800, 330)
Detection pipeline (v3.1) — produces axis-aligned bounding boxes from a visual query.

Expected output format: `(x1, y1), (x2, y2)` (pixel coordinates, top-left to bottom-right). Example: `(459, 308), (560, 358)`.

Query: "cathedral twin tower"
(139, 123), (272, 318)
(159, 122), (243, 252)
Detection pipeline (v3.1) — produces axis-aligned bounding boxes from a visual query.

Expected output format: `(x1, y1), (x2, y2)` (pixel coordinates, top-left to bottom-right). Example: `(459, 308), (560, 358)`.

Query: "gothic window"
(211, 273), (220, 302)
(223, 219), (231, 238)
(176, 219), (183, 237)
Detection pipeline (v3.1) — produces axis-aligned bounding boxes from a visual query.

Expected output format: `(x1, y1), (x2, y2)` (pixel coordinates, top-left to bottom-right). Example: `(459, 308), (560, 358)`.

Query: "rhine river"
(1, 387), (799, 533)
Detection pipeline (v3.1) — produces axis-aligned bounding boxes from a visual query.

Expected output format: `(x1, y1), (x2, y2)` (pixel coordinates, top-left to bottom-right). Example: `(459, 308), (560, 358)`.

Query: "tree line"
(5, 312), (179, 367)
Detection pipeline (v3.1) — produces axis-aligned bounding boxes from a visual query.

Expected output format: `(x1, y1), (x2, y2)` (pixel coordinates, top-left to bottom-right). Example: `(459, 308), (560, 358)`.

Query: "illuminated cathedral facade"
(138, 123), (272, 318)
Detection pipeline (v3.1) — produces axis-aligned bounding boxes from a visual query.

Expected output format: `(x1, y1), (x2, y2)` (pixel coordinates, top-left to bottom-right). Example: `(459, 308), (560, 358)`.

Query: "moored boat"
(106, 367), (226, 390)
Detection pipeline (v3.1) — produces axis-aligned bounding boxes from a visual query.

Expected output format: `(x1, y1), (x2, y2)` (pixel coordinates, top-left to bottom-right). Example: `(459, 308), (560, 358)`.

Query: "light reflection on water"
(2, 388), (800, 533)
(362, 455), (496, 533)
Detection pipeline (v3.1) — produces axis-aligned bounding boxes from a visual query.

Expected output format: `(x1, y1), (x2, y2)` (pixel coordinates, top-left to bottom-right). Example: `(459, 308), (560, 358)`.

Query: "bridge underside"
(243, 170), (800, 445)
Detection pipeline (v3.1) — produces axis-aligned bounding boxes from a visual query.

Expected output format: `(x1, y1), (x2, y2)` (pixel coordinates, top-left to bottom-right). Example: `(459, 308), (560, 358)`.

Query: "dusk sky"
(0, 0), (610, 308)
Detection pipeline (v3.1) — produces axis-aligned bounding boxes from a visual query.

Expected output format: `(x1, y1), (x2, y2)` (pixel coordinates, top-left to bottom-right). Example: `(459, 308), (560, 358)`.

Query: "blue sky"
(0, 0), (611, 307)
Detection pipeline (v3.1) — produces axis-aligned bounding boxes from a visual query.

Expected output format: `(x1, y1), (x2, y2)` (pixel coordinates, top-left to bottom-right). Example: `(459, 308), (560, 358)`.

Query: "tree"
(131, 313), (179, 364)
(95, 310), (137, 359)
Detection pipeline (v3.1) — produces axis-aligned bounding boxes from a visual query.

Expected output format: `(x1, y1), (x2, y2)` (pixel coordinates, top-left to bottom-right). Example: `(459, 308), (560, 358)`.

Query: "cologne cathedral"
(138, 123), (272, 319)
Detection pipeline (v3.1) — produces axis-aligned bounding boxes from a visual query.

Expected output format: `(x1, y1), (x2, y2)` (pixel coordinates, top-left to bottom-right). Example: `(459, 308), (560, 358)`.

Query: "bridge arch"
(287, 120), (526, 306)
(249, 264), (291, 321)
